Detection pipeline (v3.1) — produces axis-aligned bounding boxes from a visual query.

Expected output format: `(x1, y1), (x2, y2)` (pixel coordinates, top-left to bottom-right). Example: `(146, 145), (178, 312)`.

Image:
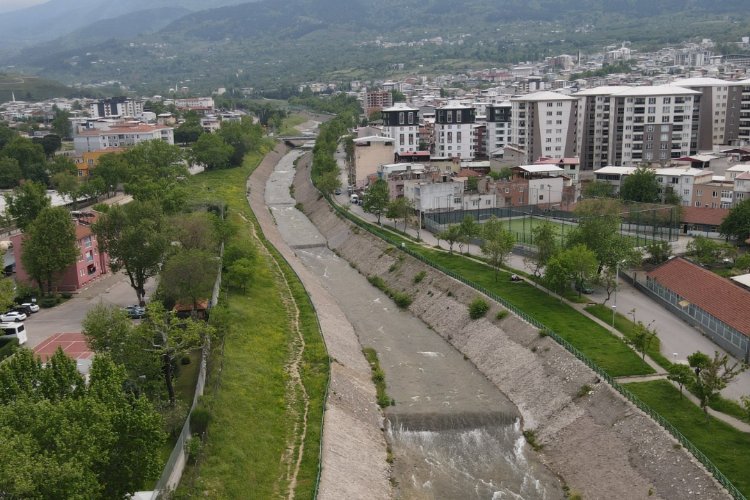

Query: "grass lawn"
(348, 214), (653, 377)
(625, 380), (750, 497)
(503, 216), (572, 245)
(278, 113), (309, 136)
(176, 144), (328, 498)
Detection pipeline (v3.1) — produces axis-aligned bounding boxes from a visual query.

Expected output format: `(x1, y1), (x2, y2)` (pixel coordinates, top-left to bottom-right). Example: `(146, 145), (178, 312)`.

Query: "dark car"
(575, 282), (594, 294)
(123, 305), (146, 319)
(13, 305), (33, 316)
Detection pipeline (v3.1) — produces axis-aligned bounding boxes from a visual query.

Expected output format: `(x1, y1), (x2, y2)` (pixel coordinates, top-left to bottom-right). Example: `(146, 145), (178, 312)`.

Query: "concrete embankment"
(291, 152), (730, 500)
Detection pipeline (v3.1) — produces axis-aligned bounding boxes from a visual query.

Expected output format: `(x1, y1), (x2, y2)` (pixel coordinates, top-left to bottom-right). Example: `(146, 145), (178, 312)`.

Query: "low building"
(646, 257), (750, 362)
(353, 136), (394, 188)
(74, 122), (174, 154)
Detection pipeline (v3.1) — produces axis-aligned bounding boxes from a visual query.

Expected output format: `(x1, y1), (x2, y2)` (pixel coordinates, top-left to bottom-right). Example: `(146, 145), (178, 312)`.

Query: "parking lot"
(17, 271), (156, 348)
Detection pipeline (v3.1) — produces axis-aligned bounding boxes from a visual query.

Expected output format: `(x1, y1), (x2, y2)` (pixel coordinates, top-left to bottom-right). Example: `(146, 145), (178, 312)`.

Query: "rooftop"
(647, 257), (750, 336)
(671, 77), (738, 87)
(681, 207), (729, 226)
(511, 90), (577, 102)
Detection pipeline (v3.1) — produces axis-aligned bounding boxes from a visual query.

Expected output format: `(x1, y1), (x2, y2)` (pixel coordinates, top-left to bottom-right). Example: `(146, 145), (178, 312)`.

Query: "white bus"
(1, 322), (27, 345)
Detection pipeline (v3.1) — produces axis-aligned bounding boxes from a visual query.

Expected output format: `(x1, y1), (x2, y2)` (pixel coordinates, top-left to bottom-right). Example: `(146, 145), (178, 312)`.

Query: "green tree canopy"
(160, 249), (217, 313)
(91, 152), (127, 196)
(480, 216), (515, 280)
(0, 156), (22, 189)
(619, 165), (659, 203)
(439, 224), (462, 254)
(528, 220), (558, 277)
(51, 109), (72, 139)
(719, 198), (750, 243)
(93, 201), (168, 305)
(122, 140), (187, 213)
(192, 132), (234, 170)
(386, 196), (412, 232)
(362, 179), (390, 224)
(20, 206), (78, 294)
(4, 181), (51, 230)
(583, 180), (614, 198)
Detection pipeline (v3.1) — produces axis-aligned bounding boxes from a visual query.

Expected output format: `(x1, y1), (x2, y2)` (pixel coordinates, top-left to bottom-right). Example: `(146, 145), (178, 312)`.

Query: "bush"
(39, 297), (58, 308)
(495, 310), (509, 320)
(186, 436), (203, 464)
(61, 292), (73, 299)
(392, 291), (413, 309)
(468, 297), (489, 320)
(413, 270), (427, 284)
(576, 384), (593, 398)
(367, 275), (387, 292)
(190, 405), (211, 436)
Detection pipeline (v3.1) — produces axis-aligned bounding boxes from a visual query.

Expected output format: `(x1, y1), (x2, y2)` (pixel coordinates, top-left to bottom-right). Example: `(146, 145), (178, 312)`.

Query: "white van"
(350, 194), (359, 204)
(1, 322), (27, 345)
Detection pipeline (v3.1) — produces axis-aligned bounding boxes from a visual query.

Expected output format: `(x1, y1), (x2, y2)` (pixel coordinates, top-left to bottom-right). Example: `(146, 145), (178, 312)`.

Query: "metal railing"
(326, 195), (746, 500)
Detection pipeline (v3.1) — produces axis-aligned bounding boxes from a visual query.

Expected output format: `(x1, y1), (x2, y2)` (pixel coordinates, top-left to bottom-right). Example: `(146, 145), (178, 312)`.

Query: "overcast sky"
(0, 0), (47, 13)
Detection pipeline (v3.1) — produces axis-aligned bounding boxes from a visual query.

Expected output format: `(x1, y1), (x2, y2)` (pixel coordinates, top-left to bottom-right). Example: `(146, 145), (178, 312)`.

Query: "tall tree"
(160, 249), (217, 314)
(528, 220), (558, 277)
(362, 179), (390, 224)
(317, 170), (341, 196)
(21, 207), (78, 295)
(438, 224), (462, 254)
(93, 201), (168, 305)
(719, 198), (750, 243)
(32, 134), (62, 158)
(122, 140), (187, 213)
(458, 215), (479, 254)
(667, 363), (694, 398)
(386, 196), (412, 232)
(91, 152), (127, 197)
(51, 109), (72, 139)
(626, 317), (658, 360)
(0, 278), (15, 313)
(690, 351), (746, 419)
(480, 216), (515, 280)
(174, 114), (204, 145)
(0, 157), (22, 189)
(191, 132), (234, 170)
(3, 136), (47, 183)
(567, 198), (635, 274)
(619, 165), (659, 203)
(556, 244), (599, 297)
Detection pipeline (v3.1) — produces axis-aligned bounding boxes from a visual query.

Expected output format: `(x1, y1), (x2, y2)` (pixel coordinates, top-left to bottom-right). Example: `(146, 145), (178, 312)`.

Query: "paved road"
(24, 272), (157, 348)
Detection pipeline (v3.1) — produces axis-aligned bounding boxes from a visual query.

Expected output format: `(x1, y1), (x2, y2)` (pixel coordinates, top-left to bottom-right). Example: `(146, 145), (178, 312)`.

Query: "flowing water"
(265, 151), (563, 499)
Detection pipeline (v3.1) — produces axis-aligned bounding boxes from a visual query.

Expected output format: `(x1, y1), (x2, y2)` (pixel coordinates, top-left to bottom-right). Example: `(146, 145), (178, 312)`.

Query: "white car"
(21, 302), (40, 313)
(1, 311), (27, 322)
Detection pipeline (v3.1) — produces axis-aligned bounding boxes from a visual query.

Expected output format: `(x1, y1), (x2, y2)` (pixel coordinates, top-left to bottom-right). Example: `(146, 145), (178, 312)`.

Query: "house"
(645, 257), (750, 362)
(11, 213), (110, 293)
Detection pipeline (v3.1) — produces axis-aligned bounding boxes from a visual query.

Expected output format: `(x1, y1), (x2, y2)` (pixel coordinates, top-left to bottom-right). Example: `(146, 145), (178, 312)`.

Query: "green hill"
(0, 73), (80, 103)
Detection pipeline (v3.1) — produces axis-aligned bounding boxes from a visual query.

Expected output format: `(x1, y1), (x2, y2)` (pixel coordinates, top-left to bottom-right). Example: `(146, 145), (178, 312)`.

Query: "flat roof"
(516, 164), (564, 173)
(730, 273), (750, 288)
(654, 167), (712, 177)
(671, 77), (738, 87)
(611, 85), (701, 97)
(354, 135), (394, 144)
(574, 86), (632, 96)
(511, 90), (577, 102)
(594, 166), (638, 175)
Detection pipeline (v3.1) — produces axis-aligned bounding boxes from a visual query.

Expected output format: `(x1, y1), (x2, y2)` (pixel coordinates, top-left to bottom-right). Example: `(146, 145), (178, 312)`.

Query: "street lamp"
(612, 259), (626, 330)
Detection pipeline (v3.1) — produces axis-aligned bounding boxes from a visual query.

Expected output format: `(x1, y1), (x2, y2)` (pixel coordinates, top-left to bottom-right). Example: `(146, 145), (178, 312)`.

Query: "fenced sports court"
(422, 202), (679, 247)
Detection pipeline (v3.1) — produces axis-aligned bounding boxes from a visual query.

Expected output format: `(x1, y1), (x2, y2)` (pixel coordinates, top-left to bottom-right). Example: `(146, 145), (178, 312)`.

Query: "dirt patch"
(292, 155), (730, 500)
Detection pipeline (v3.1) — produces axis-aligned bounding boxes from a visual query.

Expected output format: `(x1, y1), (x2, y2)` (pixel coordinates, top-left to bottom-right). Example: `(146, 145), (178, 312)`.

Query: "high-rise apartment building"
(671, 77), (743, 148)
(381, 103), (420, 156)
(432, 101), (476, 160)
(510, 91), (578, 164)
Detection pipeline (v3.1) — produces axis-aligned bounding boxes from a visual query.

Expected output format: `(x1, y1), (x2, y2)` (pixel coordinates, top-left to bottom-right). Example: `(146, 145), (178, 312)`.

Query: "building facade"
(485, 102), (512, 157)
(73, 123), (174, 154)
(510, 91), (578, 164)
(381, 103), (420, 156)
(433, 102), (476, 160)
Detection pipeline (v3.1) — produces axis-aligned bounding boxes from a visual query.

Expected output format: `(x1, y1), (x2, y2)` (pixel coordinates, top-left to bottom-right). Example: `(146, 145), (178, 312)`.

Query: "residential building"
(485, 102), (512, 157)
(433, 101), (477, 160)
(352, 136), (395, 188)
(593, 165), (638, 194)
(671, 77), (743, 148)
(510, 91), (578, 164)
(364, 90), (394, 116)
(646, 257), (750, 362)
(73, 148), (124, 177)
(738, 78), (750, 146)
(11, 213), (110, 293)
(381, 103), (420, 156)
(576, 85), (701, 168)
(73, 122), (174, 154)
(89, 97), (144, 119)
(653, 166), (713, 206)
(174, 97), (215, 114)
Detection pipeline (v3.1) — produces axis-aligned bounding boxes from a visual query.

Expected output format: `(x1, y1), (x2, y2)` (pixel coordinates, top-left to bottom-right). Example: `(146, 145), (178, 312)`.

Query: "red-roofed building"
(11, 215), (110, 293)
(680, 206), (730, 235)
(646, 257), (750, 362)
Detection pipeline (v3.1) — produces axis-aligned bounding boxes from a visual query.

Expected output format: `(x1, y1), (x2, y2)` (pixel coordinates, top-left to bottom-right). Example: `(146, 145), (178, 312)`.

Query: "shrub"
(294, 202), (304, 212)
(495, 310), (509, 320)
(576, 384), (593, 399)
(538, 329), (550, 338)
(61, 292), (73, 300)
(39, 297), (58, 308)
(392, 291), (413, 309)
(190, 405), (211, 436)
(367, 275), (387, 292)
(186, 436), (203, 464)
(413, 270), (427, 284)
(522, 429), (543, 451)
(468, 297), (489, 320)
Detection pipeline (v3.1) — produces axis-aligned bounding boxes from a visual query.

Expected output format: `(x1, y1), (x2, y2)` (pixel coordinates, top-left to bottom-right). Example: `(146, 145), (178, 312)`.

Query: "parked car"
(123, 305), (146, 319)
(1, 311), (27, 322)
(20, 302), (39, 313)
(13, 305), (32, 315)
(575, 282), (594, 294)
(0, 322), (27, 345)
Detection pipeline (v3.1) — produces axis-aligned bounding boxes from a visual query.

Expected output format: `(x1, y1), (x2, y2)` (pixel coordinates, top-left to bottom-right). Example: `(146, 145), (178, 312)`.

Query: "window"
(447, 132), (452, 143)
(648, 107), (656, 114)
(683, 189), (690, 195)
(456, 111), (462, 123)
(447, 112), (452, 123)
(408, 112), (414, 124)
(646, 125), (654, 132)
(696, 189), (703, 196)
(648, 97), (656, 104)
(547, 102), (553, 107)
(647, 116), (655, 123)
(663, 97), (671, 104)
(399, 112), (404, 125)
(83, 236), (92, 248)
(695, 201), (701, 207)
(399, 134), (404, 144)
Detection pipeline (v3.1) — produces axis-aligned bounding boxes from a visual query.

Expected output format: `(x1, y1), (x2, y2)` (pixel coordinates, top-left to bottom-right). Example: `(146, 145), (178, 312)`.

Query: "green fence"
(327, 195), (745, 500)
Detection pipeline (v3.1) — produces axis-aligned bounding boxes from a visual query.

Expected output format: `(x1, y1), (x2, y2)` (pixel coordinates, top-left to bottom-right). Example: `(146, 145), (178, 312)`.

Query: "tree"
(0, 157), (22, 189)
(386, 196), (412, 232)
(741, 395), (750, 421)
(21, 207), (78, 295)
(217, 117), (263, 166)
(626, 317), (658, 360)
(620, 165), (659, 203)
(52, 171), (80, 206)
(160, 249), (217, 314)
(543, 255), (570, 298)
(0, 278), (15, 313)
(4, 181), (50, 230)
(51, 109), (72, 139)
(719, 198), (750, 243)
(91, 152), (127, 196)
(686, 236), (729, 267)
(667, 363), (694, 398)
(32, 134), (62, 158)
(527, 220), (558, 277)
(317, 170), (341, 196)
(227, 257), (254, 292)
(3, 136), (47, 183)
(191, 132), (233, 170)
(174, 117), (204, 145)
(557, 244), (599, 297)
(480, 216), (515, 280)
(734, 253), (750, 273)
(645, 240), (672, 265)
(458, 215), (479, 254)
(93, 201), (168, 305)
(583, 180), (614, 198)
(170, 211), (220, 252)
(122, 140), (187, 213)
(138, 302), (213, 404)
(362, 179), (390, 224)
(439, 225), (462, 254)
(690, 351), (746, 419)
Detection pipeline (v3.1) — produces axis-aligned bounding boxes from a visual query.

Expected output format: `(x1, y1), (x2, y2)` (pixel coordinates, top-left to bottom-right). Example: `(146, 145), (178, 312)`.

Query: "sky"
(0, 0), (47, 13)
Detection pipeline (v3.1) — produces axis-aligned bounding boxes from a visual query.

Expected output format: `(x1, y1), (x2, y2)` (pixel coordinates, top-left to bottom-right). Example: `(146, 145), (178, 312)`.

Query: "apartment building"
(89, 97), (144, 119)
(381, 103), (420, 156)
(671, 78), (743, 148)
(433, 101), (477, 160)
(73, 122), (174, 154)
(576, 85), (701, 168)
(738, 78), (750, 146)
(364, 90), (394, 116)
(510, 91), (578, 164)
(485, 102), (512, 157)
(653, 166), (713, 206)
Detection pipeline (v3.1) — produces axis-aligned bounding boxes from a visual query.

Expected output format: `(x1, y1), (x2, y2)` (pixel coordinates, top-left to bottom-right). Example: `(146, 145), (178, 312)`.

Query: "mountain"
(5, 0), (750, 94)
(0, 0), (257, 48)
(0, 72), (84, 103)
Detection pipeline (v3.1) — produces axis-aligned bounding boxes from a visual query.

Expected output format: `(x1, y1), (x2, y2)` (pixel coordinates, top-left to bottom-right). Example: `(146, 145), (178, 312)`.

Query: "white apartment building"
(485, 102), (512, 156)
(89, 97), (144, 119)
(432, 101), (476, 160)
(381, 103), (420, 156)
(738, 78), (750, 146)
(403, 179), (463, 212)
(576, 85), (701, 168)
(653, 166), (713, 206)
(671, 77), (743, 148)
(73, 123), (174, 154)
(510, 91), (578, 164)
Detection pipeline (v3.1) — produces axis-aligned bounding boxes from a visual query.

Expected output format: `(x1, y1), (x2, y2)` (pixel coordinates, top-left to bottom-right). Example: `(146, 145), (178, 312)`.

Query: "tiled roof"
(681, 207), (729, 226)
(647, 257), (750, 335)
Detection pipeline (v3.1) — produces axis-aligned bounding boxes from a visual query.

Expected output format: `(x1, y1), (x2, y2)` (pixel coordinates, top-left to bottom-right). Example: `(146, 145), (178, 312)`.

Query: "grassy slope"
(625, 380), (750, 497)
(177, 147), (328, 498)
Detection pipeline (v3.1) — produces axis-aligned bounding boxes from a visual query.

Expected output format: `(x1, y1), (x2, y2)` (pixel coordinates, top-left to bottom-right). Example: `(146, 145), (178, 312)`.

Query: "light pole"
(612, 259), (625, 330)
